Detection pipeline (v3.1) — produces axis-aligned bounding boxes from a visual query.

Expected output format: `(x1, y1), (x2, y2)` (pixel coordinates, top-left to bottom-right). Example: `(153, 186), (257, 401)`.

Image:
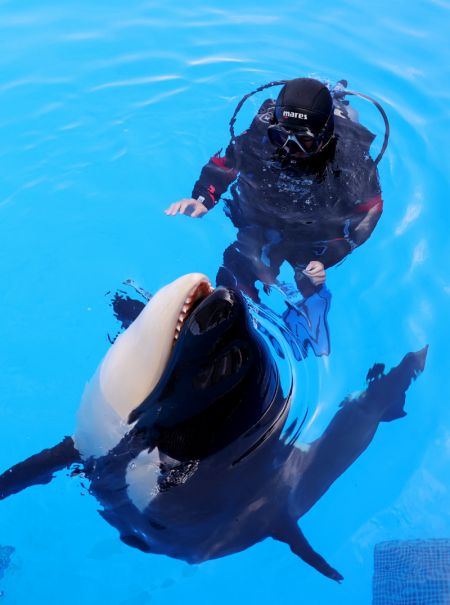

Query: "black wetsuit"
(192, 99), (383, 299)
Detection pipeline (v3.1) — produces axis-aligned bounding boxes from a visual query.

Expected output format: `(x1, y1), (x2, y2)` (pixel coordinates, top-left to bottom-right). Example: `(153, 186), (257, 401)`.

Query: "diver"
(165, 77), (387, 302)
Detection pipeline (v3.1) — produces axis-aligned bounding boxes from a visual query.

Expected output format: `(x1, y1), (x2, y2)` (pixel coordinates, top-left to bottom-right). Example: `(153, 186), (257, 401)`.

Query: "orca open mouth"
(173, 279), (213, 344)
(74, 272), (284, 463)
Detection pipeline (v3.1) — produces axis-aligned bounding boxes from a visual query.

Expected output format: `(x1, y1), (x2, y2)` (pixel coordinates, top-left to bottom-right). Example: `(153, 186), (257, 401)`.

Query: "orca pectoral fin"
(272, 520), (343, 583)
(0, 436), (81, 501)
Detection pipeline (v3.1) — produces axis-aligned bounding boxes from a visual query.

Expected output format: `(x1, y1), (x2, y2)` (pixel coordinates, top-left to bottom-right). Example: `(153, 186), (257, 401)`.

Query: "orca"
(0, 273), (427, 583)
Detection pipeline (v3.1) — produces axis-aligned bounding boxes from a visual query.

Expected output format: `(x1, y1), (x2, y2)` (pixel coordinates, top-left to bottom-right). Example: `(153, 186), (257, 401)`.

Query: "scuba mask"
(267, 110), (335, 156)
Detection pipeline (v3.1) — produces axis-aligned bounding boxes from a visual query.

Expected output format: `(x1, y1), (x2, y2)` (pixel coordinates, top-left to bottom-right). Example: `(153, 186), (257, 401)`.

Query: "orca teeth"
(173, 279), (213, 344)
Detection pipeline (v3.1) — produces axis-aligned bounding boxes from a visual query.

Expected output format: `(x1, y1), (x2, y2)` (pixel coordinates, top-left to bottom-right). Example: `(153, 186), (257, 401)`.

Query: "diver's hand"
(303, 261), (326, 285)
(164, 198), (208, 218)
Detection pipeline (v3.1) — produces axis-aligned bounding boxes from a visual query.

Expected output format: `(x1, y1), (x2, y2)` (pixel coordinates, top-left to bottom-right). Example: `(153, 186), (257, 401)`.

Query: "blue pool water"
(1, 0), (449, 603)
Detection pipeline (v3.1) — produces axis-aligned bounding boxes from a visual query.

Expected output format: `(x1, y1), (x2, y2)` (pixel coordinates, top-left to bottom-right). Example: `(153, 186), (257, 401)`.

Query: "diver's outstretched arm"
(0, 436), (80, 501)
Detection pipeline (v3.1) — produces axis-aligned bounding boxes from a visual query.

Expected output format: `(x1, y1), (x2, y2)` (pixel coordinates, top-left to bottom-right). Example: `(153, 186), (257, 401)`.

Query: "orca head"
(128, 278), (281, 461)
(75, 274), (281, 461)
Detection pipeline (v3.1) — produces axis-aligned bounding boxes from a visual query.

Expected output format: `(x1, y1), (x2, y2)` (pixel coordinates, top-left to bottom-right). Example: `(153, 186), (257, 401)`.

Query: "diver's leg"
(216, 242), (261, 301)
(216, 227), (278, 302)
(279, 257), (332, 357)
(258, 230), (285, 295)
(0, 436), (80, 501)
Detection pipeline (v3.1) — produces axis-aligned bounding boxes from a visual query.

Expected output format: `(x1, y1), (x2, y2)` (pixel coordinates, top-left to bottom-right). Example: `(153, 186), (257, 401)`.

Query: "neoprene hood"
(274, 78), (334, 135)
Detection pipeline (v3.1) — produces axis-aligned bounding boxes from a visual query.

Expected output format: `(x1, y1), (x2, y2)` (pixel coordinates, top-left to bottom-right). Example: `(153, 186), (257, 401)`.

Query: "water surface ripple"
(0, 1), (449, 604)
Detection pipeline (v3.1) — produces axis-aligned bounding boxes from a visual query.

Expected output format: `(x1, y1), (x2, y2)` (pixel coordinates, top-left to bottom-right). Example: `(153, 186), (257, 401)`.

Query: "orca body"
(0, 274), (427, 583)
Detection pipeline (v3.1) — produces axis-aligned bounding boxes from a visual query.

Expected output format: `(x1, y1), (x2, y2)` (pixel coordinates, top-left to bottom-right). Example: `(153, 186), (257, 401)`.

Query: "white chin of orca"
(100, 272), (213, 418)
(74, 273), (213, 459)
